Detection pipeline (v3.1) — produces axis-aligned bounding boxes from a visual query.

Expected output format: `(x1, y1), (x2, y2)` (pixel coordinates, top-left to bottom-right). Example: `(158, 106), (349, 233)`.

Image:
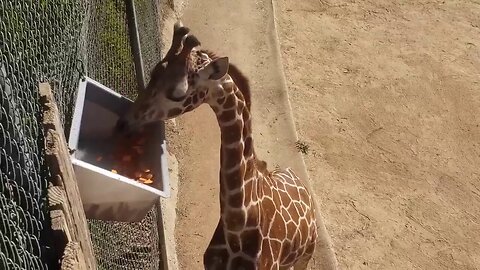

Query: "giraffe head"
(116, 22), (229, 133)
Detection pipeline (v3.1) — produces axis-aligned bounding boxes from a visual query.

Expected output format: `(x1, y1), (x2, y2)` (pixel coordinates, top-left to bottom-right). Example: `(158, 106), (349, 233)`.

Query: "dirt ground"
(162, 0), (480, 269)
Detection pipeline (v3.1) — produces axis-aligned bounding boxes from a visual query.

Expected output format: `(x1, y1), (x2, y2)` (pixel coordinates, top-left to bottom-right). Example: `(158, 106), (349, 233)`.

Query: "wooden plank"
(50, 209), (69, 236)
(40, 82), (97, 270)
(61, 242), (87, 270)
(48, 185), (67, 208)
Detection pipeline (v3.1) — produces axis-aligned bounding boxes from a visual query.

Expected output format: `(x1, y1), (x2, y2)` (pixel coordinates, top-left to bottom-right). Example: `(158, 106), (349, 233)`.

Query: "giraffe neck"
(210, 77), (261, 232)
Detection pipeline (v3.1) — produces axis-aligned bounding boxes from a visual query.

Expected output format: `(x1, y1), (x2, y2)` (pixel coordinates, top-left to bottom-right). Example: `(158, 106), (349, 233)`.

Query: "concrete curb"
(160, 150), (180, 270)
(268, 1), (339, 269)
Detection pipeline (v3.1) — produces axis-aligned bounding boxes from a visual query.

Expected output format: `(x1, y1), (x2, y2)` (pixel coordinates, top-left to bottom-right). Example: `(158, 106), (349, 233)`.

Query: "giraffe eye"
(166, 86), (185, 102)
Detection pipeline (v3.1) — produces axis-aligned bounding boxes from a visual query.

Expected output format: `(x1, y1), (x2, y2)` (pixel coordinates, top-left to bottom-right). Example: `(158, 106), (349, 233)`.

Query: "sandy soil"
(275, 0), (480, 269)
(161, 0), (480, 269)
(161, 0), (335, 268)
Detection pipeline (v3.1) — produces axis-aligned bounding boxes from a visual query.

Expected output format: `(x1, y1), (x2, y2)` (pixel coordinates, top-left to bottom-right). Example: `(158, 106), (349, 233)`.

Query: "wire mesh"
(135, 0), (163, 83)
(88, 208), (162, 270)
(1, 0), (165, 269)
(84, 1), (164, 270)
(0, 0), (87, 269)
(85, 0), (137, 98)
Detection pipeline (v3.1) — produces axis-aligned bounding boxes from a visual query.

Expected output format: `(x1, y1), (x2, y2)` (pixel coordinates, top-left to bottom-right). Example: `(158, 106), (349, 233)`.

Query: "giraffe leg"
(204, 220), (229, 270)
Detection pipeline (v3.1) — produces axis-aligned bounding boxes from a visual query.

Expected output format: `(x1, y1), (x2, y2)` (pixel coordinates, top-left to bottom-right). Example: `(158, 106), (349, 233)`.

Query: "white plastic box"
(68, 77), (170, 222)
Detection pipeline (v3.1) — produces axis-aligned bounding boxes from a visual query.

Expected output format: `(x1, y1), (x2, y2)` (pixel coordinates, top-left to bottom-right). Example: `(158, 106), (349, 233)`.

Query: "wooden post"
(40, 82), (97, 270)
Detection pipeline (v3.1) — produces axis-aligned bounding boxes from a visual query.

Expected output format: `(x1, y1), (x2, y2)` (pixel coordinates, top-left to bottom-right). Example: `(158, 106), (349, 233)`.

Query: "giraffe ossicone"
(117, 22), (319, 270)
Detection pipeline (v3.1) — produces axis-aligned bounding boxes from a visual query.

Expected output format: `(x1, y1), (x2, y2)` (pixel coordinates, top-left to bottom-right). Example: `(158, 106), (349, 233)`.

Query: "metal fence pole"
(125, 0), (146, 91)
(125, 1), (169, 269)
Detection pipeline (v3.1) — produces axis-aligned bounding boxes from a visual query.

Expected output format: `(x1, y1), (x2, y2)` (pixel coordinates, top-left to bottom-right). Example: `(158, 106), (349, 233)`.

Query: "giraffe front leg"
(204, 220), (229, 270)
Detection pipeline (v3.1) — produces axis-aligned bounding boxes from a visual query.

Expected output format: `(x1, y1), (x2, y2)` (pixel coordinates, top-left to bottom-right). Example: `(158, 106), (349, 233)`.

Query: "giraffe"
(116, 22), (319, 270)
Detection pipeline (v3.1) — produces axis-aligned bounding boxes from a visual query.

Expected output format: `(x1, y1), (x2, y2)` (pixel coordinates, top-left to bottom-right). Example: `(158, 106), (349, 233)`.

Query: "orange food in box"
(98, 129), (155, 185)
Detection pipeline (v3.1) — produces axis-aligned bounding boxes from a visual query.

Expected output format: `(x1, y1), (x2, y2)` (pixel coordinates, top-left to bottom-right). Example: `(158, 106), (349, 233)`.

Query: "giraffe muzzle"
(115, 118), (132, 135)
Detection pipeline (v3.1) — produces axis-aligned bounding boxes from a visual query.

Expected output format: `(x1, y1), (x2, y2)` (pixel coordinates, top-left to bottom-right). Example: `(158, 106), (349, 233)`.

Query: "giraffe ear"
(199, 57), (229, 80)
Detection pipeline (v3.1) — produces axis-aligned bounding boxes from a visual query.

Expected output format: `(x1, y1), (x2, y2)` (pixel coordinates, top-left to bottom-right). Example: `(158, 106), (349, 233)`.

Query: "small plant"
(295, 140), (309, 154)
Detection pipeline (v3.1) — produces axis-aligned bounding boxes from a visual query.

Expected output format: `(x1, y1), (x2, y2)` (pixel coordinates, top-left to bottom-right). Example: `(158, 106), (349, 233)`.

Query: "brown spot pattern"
(271, 212), (287, 240)
(243, 180), (253, 206)
(182, 96), (192, 107)
(217, 96), (226, 104)
(219, 109), (237, 123)
(246, 206), (259, 227)
(222, 145), (243, 175)
(227, 233), (241, 253)
(192, 94), (199, 104)
(167, 108), (182, 118)
(223, 94), (237, 109)
(221, 120), (242, 145)
(230, 256), (255, 270)
(228, 191), (244, 208)
(241, 229), (261, 258)
(224, 168), (243, 191)
(243, 136), (253, 157)
(269, 239), (282, 261)
(225, 210), (246, 231)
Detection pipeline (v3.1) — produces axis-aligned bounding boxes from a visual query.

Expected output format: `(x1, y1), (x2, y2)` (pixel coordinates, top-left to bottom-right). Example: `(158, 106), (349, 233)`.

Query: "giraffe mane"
(199, 50), (252, 111)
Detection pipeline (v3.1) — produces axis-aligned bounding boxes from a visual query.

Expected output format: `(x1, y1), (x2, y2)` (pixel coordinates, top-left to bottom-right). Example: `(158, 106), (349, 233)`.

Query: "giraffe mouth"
(115, 116), (144, 136)
(115, 118), (130, 134)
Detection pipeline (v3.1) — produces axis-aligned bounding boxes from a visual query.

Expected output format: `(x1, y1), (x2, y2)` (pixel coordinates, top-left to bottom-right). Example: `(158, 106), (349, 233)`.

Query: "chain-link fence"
(1, 1), (87, 269)
(86, 0), (137, 97)
(89, 208), (162, 270)
(135, 0), (163, 84)
(1, 0), (165, 269)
